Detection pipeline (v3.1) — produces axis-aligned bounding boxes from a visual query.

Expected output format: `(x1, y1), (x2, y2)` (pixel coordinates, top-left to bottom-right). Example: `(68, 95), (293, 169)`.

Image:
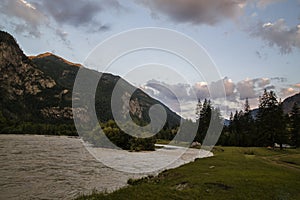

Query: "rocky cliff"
(0, 31), (70, 122)
(0, 31), (181, 129)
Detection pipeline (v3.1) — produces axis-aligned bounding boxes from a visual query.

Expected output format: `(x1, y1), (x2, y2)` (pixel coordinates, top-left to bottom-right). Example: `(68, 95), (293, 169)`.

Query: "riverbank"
(77, 147), (300, 200)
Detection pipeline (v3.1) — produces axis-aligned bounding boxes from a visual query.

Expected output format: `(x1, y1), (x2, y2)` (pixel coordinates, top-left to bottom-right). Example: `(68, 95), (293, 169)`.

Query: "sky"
(1, 0), (300, 119)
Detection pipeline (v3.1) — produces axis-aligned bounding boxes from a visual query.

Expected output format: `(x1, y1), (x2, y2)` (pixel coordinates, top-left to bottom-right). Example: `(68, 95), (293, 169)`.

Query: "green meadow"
(76, 147), (300, 200)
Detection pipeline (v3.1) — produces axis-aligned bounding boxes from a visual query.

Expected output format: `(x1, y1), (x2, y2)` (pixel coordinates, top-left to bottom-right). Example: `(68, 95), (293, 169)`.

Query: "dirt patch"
(175, 181), (190, 191)
(204, 182), (232, 190)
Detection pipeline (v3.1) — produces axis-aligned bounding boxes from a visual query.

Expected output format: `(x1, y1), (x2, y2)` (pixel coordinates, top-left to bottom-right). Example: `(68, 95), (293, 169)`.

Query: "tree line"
(219, 90), (300, 148)
(1, 89), (299, 150)
(0, 111), (77, 136)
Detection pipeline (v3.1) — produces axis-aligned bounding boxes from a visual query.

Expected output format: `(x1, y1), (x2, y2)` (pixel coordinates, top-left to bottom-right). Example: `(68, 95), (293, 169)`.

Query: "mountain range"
(0, 30), (181, 131)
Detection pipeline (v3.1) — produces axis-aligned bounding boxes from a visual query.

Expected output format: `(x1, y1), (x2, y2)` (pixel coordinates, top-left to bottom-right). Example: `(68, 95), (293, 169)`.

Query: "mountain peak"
(282, 92), (300, 114)
(0, 30), (28, 65)
(0, 30), (18, 46)
(33, 52), (54, 58)
(29, 52), (82, 68)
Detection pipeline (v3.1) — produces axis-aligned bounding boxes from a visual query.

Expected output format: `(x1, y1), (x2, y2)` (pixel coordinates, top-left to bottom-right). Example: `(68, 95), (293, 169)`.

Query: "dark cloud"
(0, 0), (120, 38)
(0, 0), (47, 37)
(136, 0), (246, 25)
(254, 78), (270, 88)
(56, 29), (68, 41)
(249, 19), (300, 54)
(271, 77), (287, 83)
(255, 51), (262, 59)
(98, 25), (110, 32)
(39, 0), (102, 26)
(264, 85), (275, 90)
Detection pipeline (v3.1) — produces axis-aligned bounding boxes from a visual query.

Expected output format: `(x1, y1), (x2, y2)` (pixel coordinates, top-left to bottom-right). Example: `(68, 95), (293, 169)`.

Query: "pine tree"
(229, 112), (234, 122)
(244, 98), (250, 113)
(195, 99), (212, 143)
(195, 98), (202, 120)
(290, 102), (300, 147)
(242, 98), (254, 146)
(256, 90), (286, 148)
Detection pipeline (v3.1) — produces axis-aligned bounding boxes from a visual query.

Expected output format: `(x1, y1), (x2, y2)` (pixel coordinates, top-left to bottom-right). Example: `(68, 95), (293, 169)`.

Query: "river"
(0, 135), (212, 200)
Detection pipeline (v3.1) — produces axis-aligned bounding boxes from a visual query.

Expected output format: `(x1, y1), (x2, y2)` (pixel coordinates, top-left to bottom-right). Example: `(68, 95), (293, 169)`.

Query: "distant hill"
(282, 93), (300, 114)
(238, 93), (300, 122)
(0, 30), (181, 131)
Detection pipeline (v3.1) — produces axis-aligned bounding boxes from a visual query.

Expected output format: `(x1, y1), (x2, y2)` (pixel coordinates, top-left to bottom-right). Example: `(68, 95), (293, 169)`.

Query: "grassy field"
(76, 147), (300, 200)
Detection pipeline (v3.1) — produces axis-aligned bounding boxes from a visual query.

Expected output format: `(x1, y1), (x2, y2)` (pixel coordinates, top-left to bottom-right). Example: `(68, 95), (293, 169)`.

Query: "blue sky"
(1, 0), (300, 119)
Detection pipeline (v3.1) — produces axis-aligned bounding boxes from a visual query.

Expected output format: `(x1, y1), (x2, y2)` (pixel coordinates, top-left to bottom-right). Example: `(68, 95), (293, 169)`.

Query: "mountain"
(0, 31), (69, 123)
(282, 93), (300, 114)
(235, 93), (300, 123)
(0, 30), (181, 132)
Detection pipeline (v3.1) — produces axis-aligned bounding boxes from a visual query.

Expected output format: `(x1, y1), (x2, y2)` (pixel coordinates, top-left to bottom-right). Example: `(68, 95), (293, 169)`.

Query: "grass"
(75, 147), (300, 200)
(155, 139), (171, 145)
(278, 155), (300, 167)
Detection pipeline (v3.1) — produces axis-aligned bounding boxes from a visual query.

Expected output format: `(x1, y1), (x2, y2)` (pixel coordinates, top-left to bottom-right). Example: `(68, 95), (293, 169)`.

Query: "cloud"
(145, 77), (236, 103)
(280, 87), (297, 99)
(221, 77), (235, 97)
(271, 77), (287, 83)
(56, 28), (68, 41)
(145, 77), (272, 103)
(33, 0), (123, 28)
(255, 0), (286, 8)
(294, 83), (300, 88)
(264, 85), (276, 90)
(236, 79), (256, 100)
(250, 19), (300, 54)
(0, 0), (121, 38)
(192, 82), (210, 99)
(39, 0), (102, 27)
(254, 50), (268, 59)
(236, 77), (275, 100)
(0, 0), (47, 37)
(136, 0), (246, 25)
(146, 80), (190, 101)
(209, 77), (236, 99)
(142, 77), (292, 119)
(255, 77), (270, 88)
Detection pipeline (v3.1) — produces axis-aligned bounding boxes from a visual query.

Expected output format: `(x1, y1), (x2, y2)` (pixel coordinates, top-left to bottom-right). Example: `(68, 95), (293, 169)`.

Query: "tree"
(195, 99), (212, 143)
(230, 110), (244, 146)
(0, 111), (7, 133)
(195, 99), (202, 120)
(256, 90), (286, 149)
(244, 98), (250, 113)
(290, 102), (300, 148)
(241, 98), (255, 146)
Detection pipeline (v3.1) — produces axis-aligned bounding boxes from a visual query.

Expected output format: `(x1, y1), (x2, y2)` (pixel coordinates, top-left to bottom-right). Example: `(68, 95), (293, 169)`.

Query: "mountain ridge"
(0, 30), (181, 132)
(29, 52), (82, 68)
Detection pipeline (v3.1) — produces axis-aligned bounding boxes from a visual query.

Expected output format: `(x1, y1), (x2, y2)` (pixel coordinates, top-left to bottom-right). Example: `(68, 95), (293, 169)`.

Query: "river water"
(0, 135), (212, 200)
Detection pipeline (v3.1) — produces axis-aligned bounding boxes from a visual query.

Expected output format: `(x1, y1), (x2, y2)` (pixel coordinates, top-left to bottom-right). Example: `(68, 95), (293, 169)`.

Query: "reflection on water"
(0, 135), (212, 199)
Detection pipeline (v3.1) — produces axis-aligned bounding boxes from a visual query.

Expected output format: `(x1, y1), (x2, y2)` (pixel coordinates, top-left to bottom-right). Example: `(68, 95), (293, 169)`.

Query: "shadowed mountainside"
(0, 30), (181, 132)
